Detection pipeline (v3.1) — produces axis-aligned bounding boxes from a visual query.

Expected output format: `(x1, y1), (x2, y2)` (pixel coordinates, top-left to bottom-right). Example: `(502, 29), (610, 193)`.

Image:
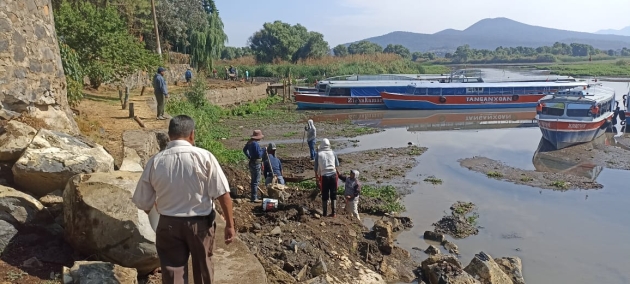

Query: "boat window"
(406, 86), (415, 94)
(542, 102), (565, 116)
(566, 103), (592, 117)
(466, 87), (483, 93)
(502, 88), (513, 94)
(441, 88), (456, 95)
(599, 99), (612, 116)
(414, 88), (427, 95)
(427, 88), (441, 96)
(328, 87), (351, 96)
(318, 84), (328, 93)
(488, 87), (502, 95)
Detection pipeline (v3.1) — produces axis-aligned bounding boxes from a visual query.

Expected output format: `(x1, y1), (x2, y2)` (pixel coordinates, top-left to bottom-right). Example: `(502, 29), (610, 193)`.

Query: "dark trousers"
(156, 215), (216, 284)
(307, 140), (316, 160)
(155, 93), (165, 117)
(321, 174), (338, 201)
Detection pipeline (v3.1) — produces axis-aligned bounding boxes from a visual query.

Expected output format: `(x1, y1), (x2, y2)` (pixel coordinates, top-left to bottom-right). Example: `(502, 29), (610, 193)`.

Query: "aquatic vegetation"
(550, 180), (569, 189)
(486, 171), (504, 178)
(423, 176), (443, 185)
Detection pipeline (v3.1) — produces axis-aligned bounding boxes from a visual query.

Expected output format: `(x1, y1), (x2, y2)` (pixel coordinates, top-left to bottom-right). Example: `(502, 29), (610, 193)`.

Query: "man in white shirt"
(132, 115), (235, 284)
(314, 138), (340, 217)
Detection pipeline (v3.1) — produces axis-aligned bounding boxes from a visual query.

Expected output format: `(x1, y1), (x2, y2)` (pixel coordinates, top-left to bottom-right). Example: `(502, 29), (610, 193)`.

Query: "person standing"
(243, 130), (265, 202)
(305, 119), (317, 161)
(337, 169), (361, 220)
(185, 68), (193, 84)
(245, 70), (249, 81)
(132, 115), (235, 284)
(263, 142), (285, 186)
(153, 67), (169, 120)
(314, 138), (340, 217)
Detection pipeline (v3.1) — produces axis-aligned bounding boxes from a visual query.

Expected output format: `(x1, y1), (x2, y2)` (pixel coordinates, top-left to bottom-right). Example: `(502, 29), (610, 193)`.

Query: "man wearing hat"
(263, 142), (285, 186)
(243, 130), (265, 202)
(153, 67), (169, 120)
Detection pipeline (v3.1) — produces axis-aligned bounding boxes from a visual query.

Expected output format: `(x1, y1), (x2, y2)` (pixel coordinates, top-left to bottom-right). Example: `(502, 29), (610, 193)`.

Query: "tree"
(333, 44), (348, 57)
(54, 1), (161, 88)
(188, 0), (227, 71)
(383, 44), (411, 59)
(347, 41), (383, 55)
(248, 21), (329, 63)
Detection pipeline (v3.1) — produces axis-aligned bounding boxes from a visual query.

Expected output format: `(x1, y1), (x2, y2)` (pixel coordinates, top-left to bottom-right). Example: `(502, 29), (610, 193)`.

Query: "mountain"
(347, 18), (630, 53)
(596, 26), (630, 36)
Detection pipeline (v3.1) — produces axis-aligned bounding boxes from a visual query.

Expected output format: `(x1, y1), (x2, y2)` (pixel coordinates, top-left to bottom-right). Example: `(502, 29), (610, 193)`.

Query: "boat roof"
(406, 81), (586, 88)
(541, 85), (615, 103)
(322, 80), (436, 87)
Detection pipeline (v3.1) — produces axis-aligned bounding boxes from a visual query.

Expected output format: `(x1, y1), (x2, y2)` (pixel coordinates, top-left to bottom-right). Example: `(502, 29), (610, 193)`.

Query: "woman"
(305, 119), (317, 161)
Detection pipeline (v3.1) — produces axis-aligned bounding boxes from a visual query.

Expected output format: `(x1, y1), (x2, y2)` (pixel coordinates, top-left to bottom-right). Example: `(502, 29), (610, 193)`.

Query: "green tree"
(333, 44), (348, 57)
(347, 40), (383, 55)
(54, 1), (161, 88)
(383, 44), (411, 59)
(248, 21), (327, 63)
(189, 0), (227, 71)
(58, 41), (83, 107)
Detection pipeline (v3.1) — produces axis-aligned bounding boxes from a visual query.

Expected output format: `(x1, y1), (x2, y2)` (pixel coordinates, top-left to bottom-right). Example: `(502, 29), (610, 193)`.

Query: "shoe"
(157, 116), (166, 120)
(328, 214), (336, 218)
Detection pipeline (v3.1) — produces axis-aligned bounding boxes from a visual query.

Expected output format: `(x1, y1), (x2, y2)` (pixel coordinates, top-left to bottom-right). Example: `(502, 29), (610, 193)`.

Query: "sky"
(216, 0), (630, 47)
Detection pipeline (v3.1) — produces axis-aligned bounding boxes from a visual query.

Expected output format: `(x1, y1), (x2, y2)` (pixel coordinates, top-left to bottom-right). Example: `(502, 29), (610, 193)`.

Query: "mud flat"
(459, 156), (603, 190)
(536, 135), (630, 171)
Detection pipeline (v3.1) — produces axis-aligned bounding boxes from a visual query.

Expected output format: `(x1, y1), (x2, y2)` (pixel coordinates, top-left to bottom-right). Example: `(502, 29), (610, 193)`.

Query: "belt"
(249, 158), (262, 164)
(160, 210), (216, 224)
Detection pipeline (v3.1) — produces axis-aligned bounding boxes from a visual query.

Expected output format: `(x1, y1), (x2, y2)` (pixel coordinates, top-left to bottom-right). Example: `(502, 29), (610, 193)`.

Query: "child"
(337, 169), (361, 220)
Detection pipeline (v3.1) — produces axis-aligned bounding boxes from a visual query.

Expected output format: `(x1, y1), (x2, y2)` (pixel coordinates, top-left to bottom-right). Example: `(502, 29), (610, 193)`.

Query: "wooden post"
(128, 103), (135, 118)
(134, 115), (145, 128)
(287, 74), (292, 103)
(122, 87), (129, 110)
(140, 86), (146, 96)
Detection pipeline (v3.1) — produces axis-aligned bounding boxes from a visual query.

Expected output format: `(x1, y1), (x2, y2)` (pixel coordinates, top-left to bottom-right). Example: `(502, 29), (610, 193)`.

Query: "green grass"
(550, 180), (569, 189)
(537, 60), (630, 77)
(520, 176), (534, 182)
(452, 202), (475, 215)
(423, 176), (443, 185)
(283, 131), (298, 137)
(486, 171), (503, 178)
(467, 213), (480, 226)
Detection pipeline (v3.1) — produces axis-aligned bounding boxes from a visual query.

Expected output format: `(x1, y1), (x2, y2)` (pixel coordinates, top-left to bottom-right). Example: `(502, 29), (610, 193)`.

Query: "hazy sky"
(217, 0), (630, 47)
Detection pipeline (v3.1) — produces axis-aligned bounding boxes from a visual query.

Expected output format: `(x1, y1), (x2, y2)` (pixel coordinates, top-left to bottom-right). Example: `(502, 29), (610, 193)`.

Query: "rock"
(253, 223), (262, 230)
(154, 131), (170, 152)
(39, 190), (64, 207)
(119, 147), (144, 172)
(304, 274), (336, 284)
(0, 220), (17, 254)
(314, 214), (321, 219)
(12, 129), (114, 196)
(283, 262), (296, 273)
(464, 252), (513, 284)
(443, 240), (460, 255)
(424, 230), (446, 243)
(0, 185), (44, 225)
(313, 209), (324, 216)
(270, 226), (282, 235)
(22, 256), (43, 268)
(63, 172), (159, 275)
(426, 262), (481, 284)
(421, 254), (463, 274)
(425, 245), (441, 255)
(373, 220), (394, 255)
(63, 261), (138, 284)
(310, 257), (328, 277)
(0, 120), (36, 162)
(494, 257), (525, 284)
(379, 257), (416, 282)
(0, 109), (20, 121)
(348, 229), (357, 238)
(122, 130), (160, 168)
(296, 264), (309, 281)
(267, 183), (290, 203)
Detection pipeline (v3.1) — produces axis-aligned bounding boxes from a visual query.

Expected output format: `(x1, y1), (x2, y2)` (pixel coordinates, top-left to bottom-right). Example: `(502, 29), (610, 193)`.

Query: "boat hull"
(537, 116), (612, 150)
(295, 93), (386, 109)
(380, 92), (544, 110)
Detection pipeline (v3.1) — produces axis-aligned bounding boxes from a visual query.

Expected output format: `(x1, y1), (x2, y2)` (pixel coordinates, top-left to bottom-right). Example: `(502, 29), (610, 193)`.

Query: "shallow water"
(293, 70), (630, 283)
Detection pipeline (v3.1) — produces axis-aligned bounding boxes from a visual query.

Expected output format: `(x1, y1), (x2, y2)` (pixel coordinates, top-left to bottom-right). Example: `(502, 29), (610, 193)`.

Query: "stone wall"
(0, 0), (78, 134)
(205, 83), (270, 106)
(98, 64), (191, 90)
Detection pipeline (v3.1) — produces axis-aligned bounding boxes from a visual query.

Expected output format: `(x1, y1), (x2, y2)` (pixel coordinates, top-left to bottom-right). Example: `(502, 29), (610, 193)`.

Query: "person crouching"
(337, 169), (361, 220)
(264, 142), (285, 186)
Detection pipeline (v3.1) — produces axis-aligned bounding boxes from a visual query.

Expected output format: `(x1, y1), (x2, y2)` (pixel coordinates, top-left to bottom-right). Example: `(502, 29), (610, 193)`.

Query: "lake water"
(305, 69), (630, 284)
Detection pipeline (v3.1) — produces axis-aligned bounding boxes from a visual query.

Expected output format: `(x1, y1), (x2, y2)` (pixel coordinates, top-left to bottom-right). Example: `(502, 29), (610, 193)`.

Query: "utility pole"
(150, 0), (162, 57)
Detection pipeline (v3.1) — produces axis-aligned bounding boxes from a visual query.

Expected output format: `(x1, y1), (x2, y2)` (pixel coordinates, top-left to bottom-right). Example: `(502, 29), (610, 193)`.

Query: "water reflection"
(532, 137), (603, 181)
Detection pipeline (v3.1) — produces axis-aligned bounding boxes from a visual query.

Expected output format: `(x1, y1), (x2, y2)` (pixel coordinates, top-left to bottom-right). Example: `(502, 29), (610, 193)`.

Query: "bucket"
(262, 198), (279, 212)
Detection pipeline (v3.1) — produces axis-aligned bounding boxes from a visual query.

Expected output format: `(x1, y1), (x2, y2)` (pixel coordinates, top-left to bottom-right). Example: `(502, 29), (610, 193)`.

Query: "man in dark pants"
(243, 130), (265, 202)
(153, 67), (169, 120)
(314, 138), (340, 217)
(132, 115), (235, 284)
(185, 68), (193, 84)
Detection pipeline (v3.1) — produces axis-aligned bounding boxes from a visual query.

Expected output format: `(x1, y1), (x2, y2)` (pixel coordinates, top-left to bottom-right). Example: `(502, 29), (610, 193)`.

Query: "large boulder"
(0, 0), (79, 135)
(464, 252), (513, 284)
(379, 256), (416, 283)
(0, 185), (44, 225)
(118, 147), (144, 172)
(426, 262), (480, 284)
(0, 120), (37, 162)
(0, 220), (18, 255)
(494, 257), (525, 284)
(373, 220), (394, 255)
(12, 129), (114, 196)
(62, 261), (138, 284)
(63, 172), (159, 275)
(122, 130), (160, 168)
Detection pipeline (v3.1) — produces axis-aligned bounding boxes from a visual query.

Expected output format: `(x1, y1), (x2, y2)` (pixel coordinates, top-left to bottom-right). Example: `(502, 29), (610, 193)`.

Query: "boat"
(535, 84), (615, 149)
(380, 81), (587, 110)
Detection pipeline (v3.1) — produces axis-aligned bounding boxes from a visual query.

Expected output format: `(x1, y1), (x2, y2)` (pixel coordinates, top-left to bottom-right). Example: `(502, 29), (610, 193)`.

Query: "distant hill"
(346, 18), (630, 53)
(596, 26), (630, 37)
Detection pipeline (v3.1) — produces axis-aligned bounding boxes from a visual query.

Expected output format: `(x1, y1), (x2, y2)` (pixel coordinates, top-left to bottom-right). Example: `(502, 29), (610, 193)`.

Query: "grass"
(423, 176), (443, 185)
(452, 202), (476, 215)
(520, 176), (534, 182)
(467, 213), (480, 226)
(550, 180), (569, 189)
(486, 171), (503, 178)
(536, 60), (630, 77)
(283, 131), (298, 137)
(408, 146), (425, 156)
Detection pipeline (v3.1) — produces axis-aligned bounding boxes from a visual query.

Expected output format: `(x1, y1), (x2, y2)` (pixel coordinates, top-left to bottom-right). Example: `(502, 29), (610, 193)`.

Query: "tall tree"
(248, 21), (328, 63)
(292, 32), (330, 62)
(348, 41), (383, 55)
(383, 44), (411, 59)
(188, 0), (227, 71)
(333, 44), (348, 57)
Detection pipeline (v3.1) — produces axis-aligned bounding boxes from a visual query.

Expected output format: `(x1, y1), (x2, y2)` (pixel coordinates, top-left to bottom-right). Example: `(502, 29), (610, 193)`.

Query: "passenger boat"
(380, 81), (587, 110)
(535, 84), (615, 149)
